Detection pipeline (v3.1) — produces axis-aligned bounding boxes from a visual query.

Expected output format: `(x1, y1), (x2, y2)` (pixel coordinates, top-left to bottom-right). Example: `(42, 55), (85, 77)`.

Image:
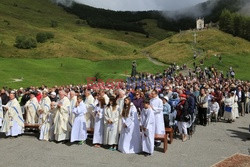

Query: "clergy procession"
(0, 65), (249, 156)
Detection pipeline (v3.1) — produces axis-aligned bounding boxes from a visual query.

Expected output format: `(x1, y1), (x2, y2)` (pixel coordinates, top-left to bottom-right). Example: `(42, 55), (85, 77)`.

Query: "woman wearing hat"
(162, 96), (171, 128)
(176, 94), (189, 142)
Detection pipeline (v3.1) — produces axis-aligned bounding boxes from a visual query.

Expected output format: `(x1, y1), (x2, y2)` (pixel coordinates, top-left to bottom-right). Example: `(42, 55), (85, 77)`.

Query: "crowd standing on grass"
(0, 65), (249, 156)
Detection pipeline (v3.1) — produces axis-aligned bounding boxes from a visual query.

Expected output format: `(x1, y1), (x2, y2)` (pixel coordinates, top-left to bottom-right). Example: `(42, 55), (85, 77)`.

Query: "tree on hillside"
(243, 18), (250, 41)
(233, 13), (244, 37)
(219, 9), (234, 34)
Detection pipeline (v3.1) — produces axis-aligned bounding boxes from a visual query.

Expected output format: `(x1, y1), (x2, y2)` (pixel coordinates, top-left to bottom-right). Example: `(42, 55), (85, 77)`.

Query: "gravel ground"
(0, 114), (249, 167)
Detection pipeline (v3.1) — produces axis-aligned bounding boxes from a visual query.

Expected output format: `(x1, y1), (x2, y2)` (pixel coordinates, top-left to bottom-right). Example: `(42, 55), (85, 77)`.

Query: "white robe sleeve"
(151, 99), (163, 114)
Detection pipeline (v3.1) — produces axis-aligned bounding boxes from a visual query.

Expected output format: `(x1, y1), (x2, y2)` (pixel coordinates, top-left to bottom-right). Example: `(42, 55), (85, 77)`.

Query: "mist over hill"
(52, 0), (207, 11)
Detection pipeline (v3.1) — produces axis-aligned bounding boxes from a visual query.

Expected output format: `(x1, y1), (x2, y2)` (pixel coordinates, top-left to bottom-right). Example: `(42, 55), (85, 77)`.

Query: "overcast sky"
(72, 0), (208, 11)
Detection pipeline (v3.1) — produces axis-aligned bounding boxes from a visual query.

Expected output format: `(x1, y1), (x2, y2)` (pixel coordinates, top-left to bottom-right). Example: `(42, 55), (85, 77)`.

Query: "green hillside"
(0, 0), (249, 89)
(0, 58), (166, 88)
(144, 28), (250, 80)
(0, 0), (171, 60)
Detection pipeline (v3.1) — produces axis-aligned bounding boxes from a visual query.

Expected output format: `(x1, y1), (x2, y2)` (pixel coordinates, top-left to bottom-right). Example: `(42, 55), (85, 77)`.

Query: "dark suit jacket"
(236, 90), (245, 103)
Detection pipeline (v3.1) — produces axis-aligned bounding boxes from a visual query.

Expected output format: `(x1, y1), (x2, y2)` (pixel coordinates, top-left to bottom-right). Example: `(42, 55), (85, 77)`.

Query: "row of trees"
(61, 0), (250, 40)
(219, 9), (250, 41)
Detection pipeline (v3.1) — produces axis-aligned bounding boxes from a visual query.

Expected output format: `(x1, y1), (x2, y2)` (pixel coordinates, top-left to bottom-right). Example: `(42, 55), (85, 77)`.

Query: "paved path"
(142, 52), (167, 66)
(0, 114), (249, 167)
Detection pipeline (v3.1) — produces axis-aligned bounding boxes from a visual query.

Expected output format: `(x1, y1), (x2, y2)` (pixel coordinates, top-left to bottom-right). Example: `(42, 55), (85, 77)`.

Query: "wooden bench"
(24, 123), (40, 129)
(165, 128), (174, 144)
(87, 128), (94, 134)
(154, 134), (168, 153)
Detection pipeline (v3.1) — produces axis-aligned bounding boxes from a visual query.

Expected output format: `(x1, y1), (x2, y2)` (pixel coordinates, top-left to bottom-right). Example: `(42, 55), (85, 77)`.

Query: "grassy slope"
(144, 29), (250, 80)
(0, 58), (166, 88)
(0, 0), (168, 88)
(0, 0), (249, 89)
(0, 0), (170, 60)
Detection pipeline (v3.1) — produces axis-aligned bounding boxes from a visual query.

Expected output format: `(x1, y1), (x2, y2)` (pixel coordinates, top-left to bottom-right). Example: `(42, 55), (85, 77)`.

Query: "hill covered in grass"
(0, 58), (166, 88)
(144, 28), (250, 80)
(0, 0), (171, 60)
(0, 0), (249, 89)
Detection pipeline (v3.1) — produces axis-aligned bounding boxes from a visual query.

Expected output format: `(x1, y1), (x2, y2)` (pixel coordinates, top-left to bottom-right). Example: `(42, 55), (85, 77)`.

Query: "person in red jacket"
(36, 90), (42, 103)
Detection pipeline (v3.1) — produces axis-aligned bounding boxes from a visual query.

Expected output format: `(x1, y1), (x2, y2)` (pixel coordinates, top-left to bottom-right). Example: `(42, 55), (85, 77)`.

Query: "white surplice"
(93, 106), (104, 144)
(150, 96), (165, 134)
(71, 101), (88, 142)
(118, 104), (142, 154)
(0, 97), (3, 127)
(103, 106), (119, 145)
(1, 98), (24, 136)
(25, 97), (39, 123)
(39, 96), (51, 141)
(84, 95), (95, 128)
(141, 108), (155, 154)
(116, 96), (125, 133)
(53, 97), (70, 141)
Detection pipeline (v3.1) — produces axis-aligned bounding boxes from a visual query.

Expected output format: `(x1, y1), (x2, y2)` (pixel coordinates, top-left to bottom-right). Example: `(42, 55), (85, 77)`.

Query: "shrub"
(45, 32), (54, 39)
(3, 20), (10, 25)
(36, 32), (47, 43)
(14, 35), (37, 49)
(51, 20), (58, 27)
(36, 32), (54, 43)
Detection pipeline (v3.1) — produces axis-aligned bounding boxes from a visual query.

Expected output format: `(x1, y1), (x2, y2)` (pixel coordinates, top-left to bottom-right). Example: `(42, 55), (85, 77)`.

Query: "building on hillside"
(196, 18), (205, 30)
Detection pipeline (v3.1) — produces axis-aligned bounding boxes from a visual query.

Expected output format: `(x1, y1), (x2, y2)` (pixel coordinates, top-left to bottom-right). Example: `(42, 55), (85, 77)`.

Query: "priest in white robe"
(100, 90), (109, 106)
(25, 92), (39, 124)
(118, 97), (141, 154)
(53, 90), (71, 142)
(84, 90), (95, 129)
(1, 92), (24, 137)
(71, 95), (88, 144)
(47, 102), (58, 141)
(141, 99), (155, 156)
(150, 90), (165, 146)
(68, 91), (77, 134)
(0, 97), (3, 127)
(92, 97), (105, 147)
(39, 91), (52, 141)
(116, 90), (126, 133)
(103, 97), (119, 150)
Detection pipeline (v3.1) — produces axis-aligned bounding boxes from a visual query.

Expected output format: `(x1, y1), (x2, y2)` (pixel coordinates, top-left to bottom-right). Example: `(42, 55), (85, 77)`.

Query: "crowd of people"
(0, 66), (249, 156)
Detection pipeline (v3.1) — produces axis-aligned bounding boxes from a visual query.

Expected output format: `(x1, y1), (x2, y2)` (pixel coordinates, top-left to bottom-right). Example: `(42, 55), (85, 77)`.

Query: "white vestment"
(141, 108), (155, 154)
(103, 94), (110, 105)
(232, 95), (239, 118)
(54, 96), (70, 141)
(118, 104), (142, 154)
(39, 96), (51, 141)
(0, 97), (3, 127)
(150, 96), (165, 134)
(116, 96), (125, 133)
(93, 106), (104, 144)
(71, 101), (88, 142)
(223, 97), (234, 120)
(103, 106), (119, 145)
(1, 98), (24, 136)
(84, 95), (95, 128)
(25, 97), (39, 123)
(68, 96), (77, 132)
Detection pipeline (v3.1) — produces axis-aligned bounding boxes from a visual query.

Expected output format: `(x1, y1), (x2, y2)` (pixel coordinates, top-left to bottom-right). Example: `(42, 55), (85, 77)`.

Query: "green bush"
(36, 32), (47, 43)
(45, 32), (54, 39)
(51, 20), (58, 27)
(14, 35), (37, 49)
(36, 32), (54, 43)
